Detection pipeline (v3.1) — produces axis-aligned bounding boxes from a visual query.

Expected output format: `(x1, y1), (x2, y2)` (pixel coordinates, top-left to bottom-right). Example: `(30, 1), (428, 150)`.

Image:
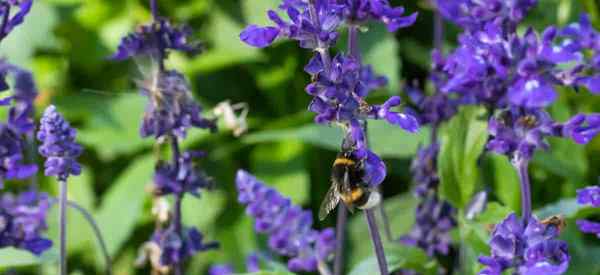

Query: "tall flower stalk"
(111, 0), (218, 274)
(37, 105), (83, 275)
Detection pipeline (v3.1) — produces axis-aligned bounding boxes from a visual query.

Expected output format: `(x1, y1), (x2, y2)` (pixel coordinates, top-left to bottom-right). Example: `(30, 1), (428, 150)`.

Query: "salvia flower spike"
(236, 170), (336, 274)
(575, 186), (600, 238)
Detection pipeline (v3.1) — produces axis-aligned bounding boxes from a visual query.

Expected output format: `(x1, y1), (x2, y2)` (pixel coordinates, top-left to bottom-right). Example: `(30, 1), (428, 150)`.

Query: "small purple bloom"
(239, 25), (280, 48)
(577, 186), (600, 207)
(576, 220), (600, 239)
(559, 114), (600, 144)
(151, 226), (218, 266)
(139, 70), (215, 138)
(0, 60), (38, 134)
(478, 213), (569, 275)
(0, 191), (52, 255)
(236, 170), (335, 273)
(37, 105), (83, 180)
(153, 151), (212, 196)
(508, 77), (557, 108)
(111, 18), (200, 61)
(208, 264), (234, 275)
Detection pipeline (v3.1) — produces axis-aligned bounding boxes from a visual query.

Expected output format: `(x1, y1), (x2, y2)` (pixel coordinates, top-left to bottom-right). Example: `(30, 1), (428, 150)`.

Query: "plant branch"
(58, 179), (68, 275)
(170, 136), (184, 275)
(515, 160), (532, 224)
(365, 209), (388, 275)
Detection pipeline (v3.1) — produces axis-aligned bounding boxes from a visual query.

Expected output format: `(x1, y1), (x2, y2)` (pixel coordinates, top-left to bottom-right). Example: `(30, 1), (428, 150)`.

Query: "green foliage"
(348, 245), (438, 275)
(438, 106), (488, 209)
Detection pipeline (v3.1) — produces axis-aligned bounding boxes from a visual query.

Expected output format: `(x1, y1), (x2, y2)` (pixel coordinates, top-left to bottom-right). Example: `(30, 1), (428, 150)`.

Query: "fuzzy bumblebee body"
(318, 151), (381, 221)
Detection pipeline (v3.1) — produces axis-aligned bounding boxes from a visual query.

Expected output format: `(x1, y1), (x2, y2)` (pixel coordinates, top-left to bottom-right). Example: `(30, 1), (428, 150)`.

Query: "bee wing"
(319, 183), (340, 221)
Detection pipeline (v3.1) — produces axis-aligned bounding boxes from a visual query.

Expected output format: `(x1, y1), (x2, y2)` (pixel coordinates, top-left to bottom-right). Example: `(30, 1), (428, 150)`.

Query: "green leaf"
(235, 272), (295, 275)
(244, 121), (427, 158)
(489, 154), (520, 212)
(94, 154), (154, 256)
(251, 141), (310, 204)
(182, 190), (227, 230)
(0, 248), (57, 268)
(348, 245), (437, 275)
(438, 106), (488, 208)
(78, 93), (152, 160)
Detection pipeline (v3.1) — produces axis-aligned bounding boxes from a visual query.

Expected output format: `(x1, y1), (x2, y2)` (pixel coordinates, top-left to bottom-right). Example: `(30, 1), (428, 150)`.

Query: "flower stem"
(66, 201), (113, 275)
(348, 25), (360, 61)
(365, 209), (388, 275)
(433, 9), (444, 52)
(515, 160), (532, 224)
(170, 136), (184, 275)
(58, 179), (68, 275)
(333, 204), (347, 275)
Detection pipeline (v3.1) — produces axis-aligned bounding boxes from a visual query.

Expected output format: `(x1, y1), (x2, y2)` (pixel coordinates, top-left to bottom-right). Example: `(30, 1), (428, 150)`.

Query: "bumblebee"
(540, 215), (567, 233)
(318, 150), (381, 220)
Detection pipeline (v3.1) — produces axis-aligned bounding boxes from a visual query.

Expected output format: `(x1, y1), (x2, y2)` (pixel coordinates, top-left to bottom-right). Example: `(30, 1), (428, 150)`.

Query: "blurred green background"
(1, 0), (600, 274)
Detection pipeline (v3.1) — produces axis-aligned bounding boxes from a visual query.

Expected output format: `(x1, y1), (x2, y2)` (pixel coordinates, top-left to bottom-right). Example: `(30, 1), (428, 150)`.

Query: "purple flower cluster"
(236, 170), (336, 272)
(151, 226), (218, 266)
(0, 60), (38, 134)
(0, 124), (37, 188)
(0, 0), (32, 42)
(153, 151), (213, 196)
(487, 107), (600, 162)
(240, 0), (417, 49)
(479, 213), (569, 275)
(0, 191), (52, 255)
(401, 143), (456, 256)
(138, 69), (215, 138)
(241, 0), (419, 187)
(208, 253), (260, 275)
(37, 105), (82, 181)
(111, 18), (199, 61)
(575, 186), (600, 238)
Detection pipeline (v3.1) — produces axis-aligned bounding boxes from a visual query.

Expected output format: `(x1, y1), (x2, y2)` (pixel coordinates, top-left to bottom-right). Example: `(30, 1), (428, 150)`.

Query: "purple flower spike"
(111, 18), (200, 61)
(0, 60), (38, 135)
(139, 70), (215, 138)
(235, 170), (336, 273)
(153, 151), (212, 196)
(240, 25), (280, 48)
(0, 191), (52, 255)
(37, 105), (83, 180)
(478, 213), (569, 275)
(151, 227), (218, 266)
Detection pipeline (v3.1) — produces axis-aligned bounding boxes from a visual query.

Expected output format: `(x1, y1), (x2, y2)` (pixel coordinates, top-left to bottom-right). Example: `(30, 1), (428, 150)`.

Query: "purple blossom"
(37, 105), (83, 180)
(139, 69), (215, 138)
(153, 151), (212, 196)
(559, 113), (600, 145)
(0, 0), (33, 42)
(0, 124), (37, 188)
(0, 191), (52, 255)
(111, 18), (200, 61)
(575, 186), (600, 239)
(576, 220), (600, 239)
(236, 170), (336, 272)
(478, 213), (569, 275)
(0, 60), (38, 134)
(401, 194), (455, 256)
(339, 0), (418, 32)
(150, 226), (218, 266)
(208, 265), (234, 275)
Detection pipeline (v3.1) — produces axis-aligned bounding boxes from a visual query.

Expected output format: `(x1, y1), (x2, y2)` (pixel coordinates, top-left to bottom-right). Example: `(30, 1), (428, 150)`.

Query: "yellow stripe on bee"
(341, 188), (364, 204)
(334, 158), (355, 166)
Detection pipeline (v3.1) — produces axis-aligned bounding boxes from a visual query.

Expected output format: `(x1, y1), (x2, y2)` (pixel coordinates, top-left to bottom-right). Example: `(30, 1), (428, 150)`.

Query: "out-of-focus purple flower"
(0, 191), (52, 255)
(151, 226), (218, 266)
(37, 105), (83, 180)
(410, 143), (440, 197)
(153, 151), (212, 196)
(401, 194), (456, 256)
(577, 186), (600, 207)
(576, 220), (600, 239)
(435, 0), (537, 30)
(0, 60), (38, 134)
(487, 108), (555, 162)
(478, 213), (569, 275)
(0, 124), (37, 188)
(111, 18), (200, 61)
(558, 114), (600, 145)
(0, 0), (33, 42)
(236, 170), (336, 273)
(246, 253), (260, 272)
(208, 264), (234, 275)
(340, 0), (418, 32)
(139, 70), (215, 138)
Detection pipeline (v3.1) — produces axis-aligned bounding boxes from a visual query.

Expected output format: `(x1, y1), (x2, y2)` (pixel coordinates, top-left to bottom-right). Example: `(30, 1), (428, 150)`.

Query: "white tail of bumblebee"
(359, 190), (381, 210)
